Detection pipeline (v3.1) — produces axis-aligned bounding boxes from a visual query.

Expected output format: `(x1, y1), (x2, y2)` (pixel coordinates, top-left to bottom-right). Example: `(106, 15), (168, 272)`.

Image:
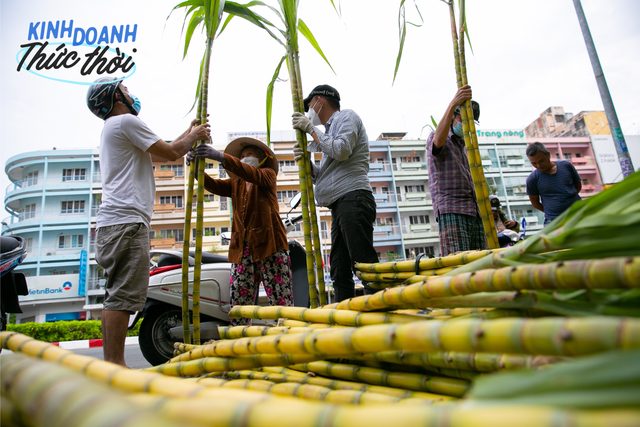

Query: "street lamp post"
(573, 0), (635, 177)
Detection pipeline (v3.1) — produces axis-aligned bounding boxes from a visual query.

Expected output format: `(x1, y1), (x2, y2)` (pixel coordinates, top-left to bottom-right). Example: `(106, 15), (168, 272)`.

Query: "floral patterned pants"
(229, 243), (294, 326)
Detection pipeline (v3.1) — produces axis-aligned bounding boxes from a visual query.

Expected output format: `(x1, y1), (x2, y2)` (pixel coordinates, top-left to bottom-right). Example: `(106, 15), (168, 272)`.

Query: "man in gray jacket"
(292, 84), (378, 302)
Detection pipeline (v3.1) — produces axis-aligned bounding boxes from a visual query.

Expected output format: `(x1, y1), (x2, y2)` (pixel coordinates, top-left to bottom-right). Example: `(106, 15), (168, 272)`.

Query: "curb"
(51, 336), (139, 350)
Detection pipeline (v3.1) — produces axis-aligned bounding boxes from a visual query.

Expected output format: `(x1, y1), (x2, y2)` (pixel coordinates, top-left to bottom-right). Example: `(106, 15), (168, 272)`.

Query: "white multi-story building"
(3, 149), (100, 322)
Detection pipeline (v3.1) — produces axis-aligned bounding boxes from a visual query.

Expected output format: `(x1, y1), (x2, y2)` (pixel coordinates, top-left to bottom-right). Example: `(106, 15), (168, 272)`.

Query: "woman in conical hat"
(187, 137), (293, 326)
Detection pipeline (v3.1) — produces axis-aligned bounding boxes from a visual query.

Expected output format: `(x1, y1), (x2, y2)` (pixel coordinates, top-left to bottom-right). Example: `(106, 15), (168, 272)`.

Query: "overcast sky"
(2, 0), (639, 209)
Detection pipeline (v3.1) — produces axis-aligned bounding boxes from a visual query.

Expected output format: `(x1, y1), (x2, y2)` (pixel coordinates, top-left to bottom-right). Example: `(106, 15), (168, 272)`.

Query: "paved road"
(73, 344), (154, 369)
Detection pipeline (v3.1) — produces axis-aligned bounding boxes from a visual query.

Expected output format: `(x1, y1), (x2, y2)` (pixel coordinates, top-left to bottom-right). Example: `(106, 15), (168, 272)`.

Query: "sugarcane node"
(557, 262), (564, 268)
(626, 257), (634, 264)
(560, 329), (573, 341)
(475, 329), (485, 338)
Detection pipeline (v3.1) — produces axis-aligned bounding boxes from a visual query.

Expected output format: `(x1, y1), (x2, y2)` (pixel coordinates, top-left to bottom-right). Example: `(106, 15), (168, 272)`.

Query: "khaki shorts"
(96, 223), (150, 313)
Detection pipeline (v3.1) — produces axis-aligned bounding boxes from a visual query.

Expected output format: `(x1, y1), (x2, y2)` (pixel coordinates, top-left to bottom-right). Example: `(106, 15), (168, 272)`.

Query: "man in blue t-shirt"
(525, 142), (582, 225)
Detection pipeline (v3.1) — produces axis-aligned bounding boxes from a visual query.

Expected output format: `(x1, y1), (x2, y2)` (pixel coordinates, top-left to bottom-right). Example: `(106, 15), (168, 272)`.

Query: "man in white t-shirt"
(87, 77), (210, 367)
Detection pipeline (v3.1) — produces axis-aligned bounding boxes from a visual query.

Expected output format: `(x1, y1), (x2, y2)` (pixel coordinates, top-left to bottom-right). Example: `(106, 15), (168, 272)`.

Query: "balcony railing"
(373, 224), (401, 237)
(373, 192), (397, 204)
(10, 208), (93, 224)
(570, 157), (595, 166)
(369, 162), (392, 173)
(6, 174), (95, 195)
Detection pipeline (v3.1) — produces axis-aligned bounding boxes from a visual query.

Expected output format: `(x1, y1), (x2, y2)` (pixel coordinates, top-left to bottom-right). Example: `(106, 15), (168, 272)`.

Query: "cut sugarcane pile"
(2, 174), (640, 427)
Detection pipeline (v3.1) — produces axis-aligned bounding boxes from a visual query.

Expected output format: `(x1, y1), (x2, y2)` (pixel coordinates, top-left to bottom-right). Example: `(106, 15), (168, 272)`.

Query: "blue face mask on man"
(128, 93), (141, 115)
(452, 121), (464, 138)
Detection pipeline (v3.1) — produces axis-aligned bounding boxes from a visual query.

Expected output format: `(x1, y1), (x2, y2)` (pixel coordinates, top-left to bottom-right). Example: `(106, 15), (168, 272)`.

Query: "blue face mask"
(452, 121), (464, 138)
(128, 93), (141, 115)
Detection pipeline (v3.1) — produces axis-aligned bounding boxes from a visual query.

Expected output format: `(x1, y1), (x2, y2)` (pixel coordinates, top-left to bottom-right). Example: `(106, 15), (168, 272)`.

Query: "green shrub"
(6, 320), (140, 343)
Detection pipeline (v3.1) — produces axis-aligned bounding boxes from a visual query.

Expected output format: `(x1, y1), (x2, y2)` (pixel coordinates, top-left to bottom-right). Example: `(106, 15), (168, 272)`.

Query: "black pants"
(329, 190), (379, 302)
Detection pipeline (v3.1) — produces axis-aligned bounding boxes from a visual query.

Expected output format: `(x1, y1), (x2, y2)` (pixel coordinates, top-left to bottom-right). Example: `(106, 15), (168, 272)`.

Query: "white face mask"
(306, 99), (323, 126)
(241, 156), (260, 167)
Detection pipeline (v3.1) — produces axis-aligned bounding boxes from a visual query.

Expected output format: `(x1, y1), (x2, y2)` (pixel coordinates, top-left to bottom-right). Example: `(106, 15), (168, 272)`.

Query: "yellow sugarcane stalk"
(224, 369), (456, 402)
(289, 360), (469, 397)
(166, 316), (640, 359)
(337, 256), (640, 312)
(0, 353), (192, 427)
(355, 248), (503, 273)
(146, 353), (325, 377)
(229, 305), (428, 326)
(118, 390), (640, 427)
(277, 319), (349, 329)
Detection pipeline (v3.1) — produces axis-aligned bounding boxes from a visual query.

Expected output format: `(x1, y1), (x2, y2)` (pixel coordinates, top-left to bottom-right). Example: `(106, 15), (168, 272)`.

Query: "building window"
(62, 168), (87, 181)
(205, 162), (215, 170)
(220, 196), (228, 210)
(395, 186), (402, 202)
(564, 153), (572, 160)
(404, 185), (425, 193)
(154, 229), (184, 241)
(160, 164), (183, 177)
(192, 194), (215, 203)
(405, 246), (434, 259)
(582, 179), (589, 185)
(193, 227), (216, 237)
(409, 215), (429, 224)
(159, 195), (183, 208)
(276, 190), (298, 203)
(278, 160), (297, 169)
(575, 153), (582, 158)
(25, 238), (33, 253)
(58, 234), (84, 249)
(61, 200), (85, 214)
(24, 171), (39, 187)
(51, 270), (67, 275)
(19, 204), (36, 221)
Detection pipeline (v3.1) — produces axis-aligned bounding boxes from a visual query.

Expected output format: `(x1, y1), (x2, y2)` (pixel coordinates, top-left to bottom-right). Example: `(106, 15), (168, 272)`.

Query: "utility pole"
(573, 0), (635, 178)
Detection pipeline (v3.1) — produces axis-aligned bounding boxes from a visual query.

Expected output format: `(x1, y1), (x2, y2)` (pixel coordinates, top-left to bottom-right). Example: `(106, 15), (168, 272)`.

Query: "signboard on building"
(591, 135), (640, 184)
(228, 132), (268, 143)
(476, 129), (526, 140)
(20, 274), (82, 302)
(78, 250), (87, 296)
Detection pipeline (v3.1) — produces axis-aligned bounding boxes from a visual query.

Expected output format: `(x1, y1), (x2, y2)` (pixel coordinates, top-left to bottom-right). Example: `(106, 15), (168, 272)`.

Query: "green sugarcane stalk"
(224, 369), (455, 401)
(285, 30), (318, 308)
(336, 256), (640, 312)
(291, 55), (327, 306)
(192, 37), (214, 346)
(447, 0), (498, 249)
(181, 88), (203, 343)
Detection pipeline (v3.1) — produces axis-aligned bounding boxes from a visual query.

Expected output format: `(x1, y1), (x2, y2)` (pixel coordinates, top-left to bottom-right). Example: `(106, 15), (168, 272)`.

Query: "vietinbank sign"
(20, 274), (81, 302)
(15, 19), (137, 85)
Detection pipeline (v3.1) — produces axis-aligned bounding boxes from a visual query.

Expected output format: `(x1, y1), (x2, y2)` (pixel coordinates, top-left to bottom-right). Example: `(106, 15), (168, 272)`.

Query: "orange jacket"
(203, 154), (287, 264)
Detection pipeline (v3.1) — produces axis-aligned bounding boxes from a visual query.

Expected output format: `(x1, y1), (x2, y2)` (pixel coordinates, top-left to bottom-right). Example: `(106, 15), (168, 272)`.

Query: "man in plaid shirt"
(426, 85), (487, 256)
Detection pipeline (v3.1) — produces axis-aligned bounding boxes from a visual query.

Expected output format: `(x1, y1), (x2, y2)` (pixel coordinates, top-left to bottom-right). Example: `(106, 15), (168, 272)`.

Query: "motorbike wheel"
(139, 306), (183, 366)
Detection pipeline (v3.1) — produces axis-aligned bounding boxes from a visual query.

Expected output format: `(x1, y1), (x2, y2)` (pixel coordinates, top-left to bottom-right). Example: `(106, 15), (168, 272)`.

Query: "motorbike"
(1, 235), (29, 332)
(132, 193), (310, 365)
(498, 217), (527, 247)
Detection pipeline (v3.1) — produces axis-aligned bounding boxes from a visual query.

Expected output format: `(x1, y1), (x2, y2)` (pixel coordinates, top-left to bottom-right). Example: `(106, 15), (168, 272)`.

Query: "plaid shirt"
(426, 129), (479, 220)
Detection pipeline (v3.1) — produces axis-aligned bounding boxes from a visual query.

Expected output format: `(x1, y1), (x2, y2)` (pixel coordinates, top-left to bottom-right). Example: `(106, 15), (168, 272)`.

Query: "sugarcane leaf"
(298, 19), (335, 74)
(183, 10), (205, 58)
(266, 55), (287, 146)
(551, 289), (586, 301)
(224, 1), (286, 47)
(246, 0), (286, 27)
(468, 348), (640, 403)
